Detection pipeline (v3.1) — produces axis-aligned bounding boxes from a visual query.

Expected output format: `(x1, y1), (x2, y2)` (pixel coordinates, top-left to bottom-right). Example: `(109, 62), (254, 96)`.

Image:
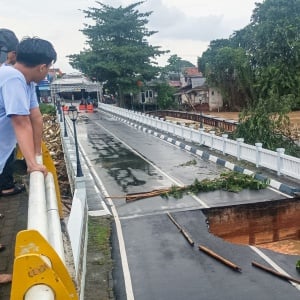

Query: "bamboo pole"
(252, 261), (300, 284)
(167, 213), (194, 246)
(199, 245), (242, 272)
(125, 188), (170, 202)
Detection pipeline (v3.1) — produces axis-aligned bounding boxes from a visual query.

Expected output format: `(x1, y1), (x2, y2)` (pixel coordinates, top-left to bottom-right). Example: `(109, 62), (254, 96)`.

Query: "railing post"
(210, 130), (215, 150)
(199, 128), (205, 145)
(236, 138), (244, 160)
(222, 134), (228, 155)
(190, 125), (193, 141)
(172, 122), (176, 136)
(255, 143), (263, 168)
(159, 117), (163, 130)
(276, 148), (285, 176)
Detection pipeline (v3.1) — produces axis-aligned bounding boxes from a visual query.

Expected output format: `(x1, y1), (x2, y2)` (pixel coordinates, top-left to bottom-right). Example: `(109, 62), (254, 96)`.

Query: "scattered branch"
(125, 171), (269, 202)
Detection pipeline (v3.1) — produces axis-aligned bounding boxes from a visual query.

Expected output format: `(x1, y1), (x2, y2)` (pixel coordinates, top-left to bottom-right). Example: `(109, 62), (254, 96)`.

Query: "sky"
(1, 0), (263, 73)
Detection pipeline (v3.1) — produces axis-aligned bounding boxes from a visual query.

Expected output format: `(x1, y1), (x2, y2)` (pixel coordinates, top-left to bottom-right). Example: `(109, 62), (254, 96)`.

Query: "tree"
(68, 1), (167, 106)
(199, 0), (300, 112)
(232, 0), (300, 156)
(155, 82), (177, 109)
(199, 0), (300, 155)
(162, 54), (195, 76)
(199, 39), (253, 110)
(249, 0), (300, 109)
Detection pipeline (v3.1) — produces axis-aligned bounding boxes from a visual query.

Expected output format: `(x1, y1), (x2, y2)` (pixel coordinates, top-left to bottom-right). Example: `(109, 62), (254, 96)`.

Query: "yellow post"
(11, 230), (78, 299)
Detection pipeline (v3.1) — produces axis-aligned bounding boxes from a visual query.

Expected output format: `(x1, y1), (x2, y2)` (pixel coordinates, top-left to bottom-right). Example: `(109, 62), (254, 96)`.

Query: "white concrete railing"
(25, 156), (65, 299)
(27, 157), (65, 261)
(100, 103), (300, 180)
(24, 112), (89, 299)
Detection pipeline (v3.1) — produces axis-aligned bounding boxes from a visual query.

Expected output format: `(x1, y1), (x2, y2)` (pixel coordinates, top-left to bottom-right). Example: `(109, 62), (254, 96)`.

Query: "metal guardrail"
(100, 103), (300, 181)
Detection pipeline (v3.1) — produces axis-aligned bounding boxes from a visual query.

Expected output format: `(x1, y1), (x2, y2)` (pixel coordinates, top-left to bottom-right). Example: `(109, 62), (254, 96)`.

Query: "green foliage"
(39, 103), (56, 115)
(179, 159), (197, 167)
(68, 1), (168, 104)
(199, 0), (300, 156)
(200, 45), (253, 109)
(161, 171), (269, 199)
(234, 95), (300, 156)
(161, 54), (195, 79)
(249, 0), (300, 107)
(199, 0), (300, 111)
(155, 82), (177, 109)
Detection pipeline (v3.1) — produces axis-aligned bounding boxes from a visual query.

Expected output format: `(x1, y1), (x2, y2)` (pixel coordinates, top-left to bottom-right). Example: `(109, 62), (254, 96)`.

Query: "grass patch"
(88, 216), (112, 253)
(85, 216), (114, 300)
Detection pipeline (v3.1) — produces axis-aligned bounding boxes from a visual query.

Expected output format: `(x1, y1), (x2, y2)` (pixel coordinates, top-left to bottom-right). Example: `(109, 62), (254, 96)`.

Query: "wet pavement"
(76, 110), (300, 299)
(121, 210), (300, 300)
(1, 108), (300, 299)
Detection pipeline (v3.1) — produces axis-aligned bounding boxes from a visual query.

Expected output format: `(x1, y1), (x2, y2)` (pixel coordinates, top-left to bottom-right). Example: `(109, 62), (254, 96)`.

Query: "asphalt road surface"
(76, 110), (300, 300)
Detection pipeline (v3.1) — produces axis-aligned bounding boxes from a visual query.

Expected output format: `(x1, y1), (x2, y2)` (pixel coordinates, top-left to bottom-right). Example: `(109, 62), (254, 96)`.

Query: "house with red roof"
(173, 67), (223, 112)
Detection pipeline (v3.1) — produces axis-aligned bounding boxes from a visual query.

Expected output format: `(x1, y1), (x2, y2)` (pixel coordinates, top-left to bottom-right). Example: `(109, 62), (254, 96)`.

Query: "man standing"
(0, 37), (57, 196)
(0, 29), (23, 197)
(0, 29), (19, 284)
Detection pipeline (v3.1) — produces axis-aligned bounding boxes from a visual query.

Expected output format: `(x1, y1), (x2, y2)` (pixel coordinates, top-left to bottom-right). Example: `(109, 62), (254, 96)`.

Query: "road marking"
(267, 186), (294, 198)
(79, 144), (135, 300)
(92, 114), (298, 294)
(68, 118), (135, 299)
(250, 246), (300, 290)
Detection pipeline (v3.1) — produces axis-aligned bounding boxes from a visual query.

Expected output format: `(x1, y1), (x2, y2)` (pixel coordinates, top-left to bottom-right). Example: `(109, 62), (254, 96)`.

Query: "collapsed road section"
(202, 197), (300, 255)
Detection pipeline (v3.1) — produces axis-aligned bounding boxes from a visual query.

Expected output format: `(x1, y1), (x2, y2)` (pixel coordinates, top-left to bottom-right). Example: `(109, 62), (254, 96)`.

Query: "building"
(50, 72), (102, 105)
(173, 67), (223, 112)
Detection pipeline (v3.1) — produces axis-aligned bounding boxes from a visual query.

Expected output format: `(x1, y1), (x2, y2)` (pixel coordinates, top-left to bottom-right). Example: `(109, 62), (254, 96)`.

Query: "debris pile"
(42, 114), (72, 217)
(124, 171), (269, 202)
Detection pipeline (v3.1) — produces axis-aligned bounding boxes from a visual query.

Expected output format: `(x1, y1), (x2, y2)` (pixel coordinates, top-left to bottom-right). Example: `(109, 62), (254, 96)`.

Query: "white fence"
(99, 103), (300, 180)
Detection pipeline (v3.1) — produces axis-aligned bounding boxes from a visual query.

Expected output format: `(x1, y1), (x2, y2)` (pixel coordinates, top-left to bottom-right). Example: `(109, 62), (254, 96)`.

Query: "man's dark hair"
(0, 28), (19, 63)
(16, 37), (57, 67)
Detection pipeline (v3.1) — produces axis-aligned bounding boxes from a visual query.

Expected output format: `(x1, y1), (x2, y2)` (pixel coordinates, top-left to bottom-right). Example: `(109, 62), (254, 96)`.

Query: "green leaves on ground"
(39, 103), (56, 115)
(161, 171), (269, 199)
(296, 260), (300, 270)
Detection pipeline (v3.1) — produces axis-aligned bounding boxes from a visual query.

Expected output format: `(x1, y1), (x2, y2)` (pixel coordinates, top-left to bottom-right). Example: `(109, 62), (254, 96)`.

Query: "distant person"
(0, 37), (57, 196)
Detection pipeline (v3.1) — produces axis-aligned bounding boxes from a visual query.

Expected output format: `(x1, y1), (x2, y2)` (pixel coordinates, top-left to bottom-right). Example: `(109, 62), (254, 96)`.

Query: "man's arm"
(11, 114), (47, 175)
(29, 107), (43, 156)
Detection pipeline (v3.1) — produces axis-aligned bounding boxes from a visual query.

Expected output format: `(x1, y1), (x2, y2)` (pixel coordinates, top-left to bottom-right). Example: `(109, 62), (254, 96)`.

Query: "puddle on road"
(203, 197), (300, 255)
(88, 133), (163, 192)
